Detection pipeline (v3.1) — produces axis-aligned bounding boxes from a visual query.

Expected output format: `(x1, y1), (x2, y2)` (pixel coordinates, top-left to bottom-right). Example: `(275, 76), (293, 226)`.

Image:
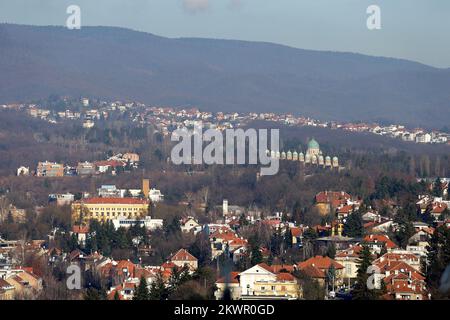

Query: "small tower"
(299, 152), (305, 162)
(287, 150), (293, 161)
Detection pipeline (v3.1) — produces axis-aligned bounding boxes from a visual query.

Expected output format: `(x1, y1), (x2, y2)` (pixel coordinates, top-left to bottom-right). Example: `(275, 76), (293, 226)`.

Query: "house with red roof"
(94, 160), (126, 174)
(315, 191), (352, 215)
(290, 227), (303, 247)
(297, 255), (345, 286)
(372, 257), (428, 300)
(169, 249), (198, 271)
(363, 234), (398, 254)
(335, 245), (364, 280)
(430, 202), (448, 219)
(209, 228), (248, 259)
(215, 263), (300, 300)
(71, 224), (90, 246)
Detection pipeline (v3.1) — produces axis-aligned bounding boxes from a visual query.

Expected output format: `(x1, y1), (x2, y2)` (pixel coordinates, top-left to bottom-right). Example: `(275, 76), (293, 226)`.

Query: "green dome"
(308, 138), (320, 149)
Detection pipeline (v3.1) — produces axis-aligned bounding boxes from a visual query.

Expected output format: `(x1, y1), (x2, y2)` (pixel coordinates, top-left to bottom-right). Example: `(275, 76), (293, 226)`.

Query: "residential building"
(169, 249), (198, 271)
(111, 216), (163, 231)
(36, 161), (64, 177)
(315, 191), (352, 215)
(181, 217), (200, 233)
(71, 225), (90, 246)
(215, 263), (300, 300)
(16, 166), (30, 176)
(76, 161), (96, 175)
(297, 255), (345, 286)
(335, 245), (363, 280)
(363, 234), (398, 254)
(71, 197), (150, 224)
(49, 193), (75, 206)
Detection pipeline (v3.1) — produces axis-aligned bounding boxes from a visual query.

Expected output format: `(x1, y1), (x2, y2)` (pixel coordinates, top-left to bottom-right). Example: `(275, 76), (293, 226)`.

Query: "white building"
(49, 193), (75, 206)
(149, 188), (164, 202)
(111, 216), (163, 231)
(16, 166), (30, 176)
(181, 217), (200, 233)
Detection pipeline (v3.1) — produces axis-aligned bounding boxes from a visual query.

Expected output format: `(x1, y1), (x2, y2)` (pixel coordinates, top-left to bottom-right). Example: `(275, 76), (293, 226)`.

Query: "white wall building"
(111, 216), (163, 231)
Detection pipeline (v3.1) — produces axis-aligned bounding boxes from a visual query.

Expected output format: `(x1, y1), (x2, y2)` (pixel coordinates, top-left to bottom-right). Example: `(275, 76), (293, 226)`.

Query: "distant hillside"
(1, 24), (449, 128)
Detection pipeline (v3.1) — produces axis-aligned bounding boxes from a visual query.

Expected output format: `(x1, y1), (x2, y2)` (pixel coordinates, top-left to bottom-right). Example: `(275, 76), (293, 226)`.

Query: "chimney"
(142, 179), (150, 198)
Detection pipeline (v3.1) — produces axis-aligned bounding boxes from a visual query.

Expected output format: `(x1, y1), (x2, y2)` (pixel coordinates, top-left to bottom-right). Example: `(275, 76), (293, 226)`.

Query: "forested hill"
(1, 23), (450, 129)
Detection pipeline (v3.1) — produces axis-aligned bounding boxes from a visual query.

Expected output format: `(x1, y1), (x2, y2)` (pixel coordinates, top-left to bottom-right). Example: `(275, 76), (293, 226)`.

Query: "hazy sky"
(0, 0), (449, 68)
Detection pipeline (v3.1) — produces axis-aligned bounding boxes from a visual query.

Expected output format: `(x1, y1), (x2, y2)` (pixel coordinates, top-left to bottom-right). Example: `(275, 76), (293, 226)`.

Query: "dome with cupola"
(308, 138), (319, 149)
(307, 138), (321, 156)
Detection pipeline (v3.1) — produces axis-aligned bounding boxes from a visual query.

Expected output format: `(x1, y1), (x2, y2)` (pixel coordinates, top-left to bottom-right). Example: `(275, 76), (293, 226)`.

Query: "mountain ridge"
(1, 23), (449, 128)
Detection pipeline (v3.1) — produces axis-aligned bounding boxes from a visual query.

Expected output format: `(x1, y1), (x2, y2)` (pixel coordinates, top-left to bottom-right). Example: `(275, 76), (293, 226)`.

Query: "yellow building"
(252, 273), (301, 299)
(71, 198), (149, 224)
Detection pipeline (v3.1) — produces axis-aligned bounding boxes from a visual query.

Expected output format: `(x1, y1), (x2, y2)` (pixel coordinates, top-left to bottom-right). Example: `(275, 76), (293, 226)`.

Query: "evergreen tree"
(149, 272), (168, 300)
(168, 266), (191, 297)
(250, 245), (263, 266)
(432, 177), (443, 197)
(84, 288), (103, 300)
(327, 265), (336, 292)
(422, 204), (436, 224)
(270, 228), (283, 256)
(352, 245), (379, 300)
(394, 209), (415, 248)
(424, 226), (450, 299)
(284, 229), (293, 249)
(447, 183), (450, 201)
(69, 233), (79, 251)
(439, 208), (450, 222)
(343, 210), (364, 237)
(133, 276), (149, 300)
(113, 290), (120, 300)
(303, 228), (318, 240)
(6, 212), (14, 224)
(326, 243), (336, 259)
(238, 213), (249, 227)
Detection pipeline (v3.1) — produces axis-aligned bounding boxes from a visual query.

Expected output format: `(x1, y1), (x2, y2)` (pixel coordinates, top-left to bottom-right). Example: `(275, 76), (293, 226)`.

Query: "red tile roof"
(298, 255), (344, 270)
(94, 160), (126, 167)
(363, 234), (398, 249)
(337, 205), (354, 214)
(315, 191), (351, 205)
(432, 203), (447, 214)
(291, 227), (302, 237)
(270, 264), (296, 273)
(72, 225), (90, 233)
(300, 265), (326, 278)
(116, 260), (136, 277)
(217, 272), (240, 284)
(81, 197), (149, 205)
(170, 249), (197, 262)
(276, 272), (296, 282)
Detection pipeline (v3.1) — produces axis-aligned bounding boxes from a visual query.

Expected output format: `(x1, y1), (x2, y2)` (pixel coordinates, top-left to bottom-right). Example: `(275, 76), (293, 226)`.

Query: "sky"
(0, 0), (449, 68)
